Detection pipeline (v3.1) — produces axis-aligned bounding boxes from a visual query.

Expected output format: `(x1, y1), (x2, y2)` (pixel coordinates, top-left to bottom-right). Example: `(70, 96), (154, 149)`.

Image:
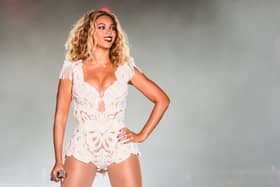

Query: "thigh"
(108, 154), (142, 187)
(61, 155), (97, 187)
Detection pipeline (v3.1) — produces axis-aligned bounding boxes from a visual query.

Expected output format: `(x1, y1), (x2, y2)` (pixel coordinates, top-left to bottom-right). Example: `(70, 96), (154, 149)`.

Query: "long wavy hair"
(64, 9), (131, 65)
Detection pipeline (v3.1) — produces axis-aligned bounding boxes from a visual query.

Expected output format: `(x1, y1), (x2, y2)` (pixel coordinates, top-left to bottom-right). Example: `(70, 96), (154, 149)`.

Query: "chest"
(83, 67), (117, 90)
(72, 64), (129, 101)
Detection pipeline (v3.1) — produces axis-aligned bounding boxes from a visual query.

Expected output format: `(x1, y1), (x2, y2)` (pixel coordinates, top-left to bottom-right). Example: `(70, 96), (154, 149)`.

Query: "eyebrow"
(97, 23), (116, 26)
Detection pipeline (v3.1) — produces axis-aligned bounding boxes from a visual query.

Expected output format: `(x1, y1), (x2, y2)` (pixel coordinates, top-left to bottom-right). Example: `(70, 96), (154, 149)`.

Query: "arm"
(118, 67), (170, 143)
(52, 79), (72, 164)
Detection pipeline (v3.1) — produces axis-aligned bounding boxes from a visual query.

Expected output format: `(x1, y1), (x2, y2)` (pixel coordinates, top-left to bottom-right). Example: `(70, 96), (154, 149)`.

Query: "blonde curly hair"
(64, 9), (131, 65)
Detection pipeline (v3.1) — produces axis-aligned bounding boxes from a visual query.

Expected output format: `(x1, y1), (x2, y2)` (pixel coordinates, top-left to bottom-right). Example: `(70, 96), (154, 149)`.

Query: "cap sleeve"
(58, 60), (74, 80)
(118, 58), (142, 82)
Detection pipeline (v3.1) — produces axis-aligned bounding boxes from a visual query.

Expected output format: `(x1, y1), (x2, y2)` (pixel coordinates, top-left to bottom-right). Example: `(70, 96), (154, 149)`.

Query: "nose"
(105, 28), (112, 35)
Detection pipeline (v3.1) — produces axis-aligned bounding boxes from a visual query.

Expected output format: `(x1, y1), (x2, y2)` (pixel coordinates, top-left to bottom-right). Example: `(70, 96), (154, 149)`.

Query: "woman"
(50, 9), (170, 187)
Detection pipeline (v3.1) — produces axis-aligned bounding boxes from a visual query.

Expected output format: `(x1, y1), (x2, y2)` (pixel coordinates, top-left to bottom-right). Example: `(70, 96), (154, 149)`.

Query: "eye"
(110, 25), (116, 31)
(97, 25), (105, 30)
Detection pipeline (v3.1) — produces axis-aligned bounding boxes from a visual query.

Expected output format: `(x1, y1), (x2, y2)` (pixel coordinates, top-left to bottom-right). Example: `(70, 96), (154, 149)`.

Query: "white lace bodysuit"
(58, 59), (140, 172)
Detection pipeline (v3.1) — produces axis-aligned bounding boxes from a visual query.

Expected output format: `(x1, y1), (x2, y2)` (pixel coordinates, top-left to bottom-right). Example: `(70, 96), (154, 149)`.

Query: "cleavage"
(82, 64), (118, 97)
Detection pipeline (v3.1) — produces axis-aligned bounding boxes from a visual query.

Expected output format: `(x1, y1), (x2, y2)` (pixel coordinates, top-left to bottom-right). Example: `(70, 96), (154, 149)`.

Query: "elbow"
(164, 95), (170, 109)
(156, 94), (170, 110)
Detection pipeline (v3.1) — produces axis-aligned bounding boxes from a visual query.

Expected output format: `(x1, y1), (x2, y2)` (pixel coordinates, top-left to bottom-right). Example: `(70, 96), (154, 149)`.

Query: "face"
(93, 15), (117, 49)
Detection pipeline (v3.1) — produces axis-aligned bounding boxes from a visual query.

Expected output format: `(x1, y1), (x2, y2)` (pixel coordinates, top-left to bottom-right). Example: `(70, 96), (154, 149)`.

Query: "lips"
(104, 36), (113, 42)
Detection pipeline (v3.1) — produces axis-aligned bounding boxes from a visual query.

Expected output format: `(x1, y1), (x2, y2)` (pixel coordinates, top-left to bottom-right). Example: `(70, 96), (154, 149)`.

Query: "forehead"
(95, 15), (115, 25)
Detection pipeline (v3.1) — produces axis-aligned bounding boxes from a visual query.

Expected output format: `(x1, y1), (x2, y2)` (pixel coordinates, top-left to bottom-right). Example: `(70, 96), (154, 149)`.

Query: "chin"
(105, 44), (113, 49)
(97, 43), (113, 50)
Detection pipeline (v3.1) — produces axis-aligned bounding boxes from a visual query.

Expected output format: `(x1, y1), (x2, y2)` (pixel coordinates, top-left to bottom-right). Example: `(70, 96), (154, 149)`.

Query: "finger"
(117, 129), (126, 138)
(50, 175), (58, 182)
(120, 138), (130, 144)
(122, 134), (134, 144)
(53, 175), (60, 182)
(56, 177), (64, 182)
(118, 134), (129, 142)
(125, 133), (133, 141)
(119, 133), (134, 143)
(118, 130), (130, 139)
(50, 173), (55, 181)
(123, 136), (132, 144)
(51, 170), (61, 182)
(117, 131), (125, 138)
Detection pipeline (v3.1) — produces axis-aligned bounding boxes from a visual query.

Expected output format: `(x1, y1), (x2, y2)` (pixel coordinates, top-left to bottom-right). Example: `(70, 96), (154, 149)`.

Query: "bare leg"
(61, 155), (97, 187)
(108, 154), (142, 187)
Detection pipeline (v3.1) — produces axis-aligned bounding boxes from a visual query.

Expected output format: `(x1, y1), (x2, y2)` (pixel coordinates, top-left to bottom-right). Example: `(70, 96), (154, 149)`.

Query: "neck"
(90, 47), (111, 66)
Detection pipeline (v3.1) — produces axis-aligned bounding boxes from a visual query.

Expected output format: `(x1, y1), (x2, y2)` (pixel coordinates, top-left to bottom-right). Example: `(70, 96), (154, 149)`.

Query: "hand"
(117, 128), (146, 144)
(50, 163), (66, 183)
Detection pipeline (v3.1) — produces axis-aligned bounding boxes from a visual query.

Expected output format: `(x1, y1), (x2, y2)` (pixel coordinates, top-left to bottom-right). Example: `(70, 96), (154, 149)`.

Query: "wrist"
(55, 161), (63, 165)
(138, 131), (149, 142)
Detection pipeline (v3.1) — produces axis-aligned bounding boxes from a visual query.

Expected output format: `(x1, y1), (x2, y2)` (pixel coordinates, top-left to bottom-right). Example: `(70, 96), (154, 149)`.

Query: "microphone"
(57, 170), (67, 179)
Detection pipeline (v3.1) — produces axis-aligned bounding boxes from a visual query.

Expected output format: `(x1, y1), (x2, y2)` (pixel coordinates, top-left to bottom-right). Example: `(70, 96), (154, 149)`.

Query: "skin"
(50, 15), (170, 187)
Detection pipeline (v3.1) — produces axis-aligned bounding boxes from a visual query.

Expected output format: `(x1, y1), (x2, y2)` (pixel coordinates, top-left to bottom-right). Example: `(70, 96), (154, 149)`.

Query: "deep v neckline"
(80, 62), (120, 98)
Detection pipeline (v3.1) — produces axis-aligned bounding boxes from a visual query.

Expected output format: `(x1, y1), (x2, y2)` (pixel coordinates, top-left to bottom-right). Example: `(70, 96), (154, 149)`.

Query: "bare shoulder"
(130, 67), (150, 86)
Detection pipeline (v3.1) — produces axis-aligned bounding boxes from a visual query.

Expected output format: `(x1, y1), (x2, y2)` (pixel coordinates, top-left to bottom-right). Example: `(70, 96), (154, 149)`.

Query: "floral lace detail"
(58, 59), (140, 171)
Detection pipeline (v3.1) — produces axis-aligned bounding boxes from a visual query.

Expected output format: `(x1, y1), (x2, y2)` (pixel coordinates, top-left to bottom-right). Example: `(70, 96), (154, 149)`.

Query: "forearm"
(53, 122), (66, 164)
(139, 98), (170, 140)
(52, 80), (72, 164)
(52, 110), (69, 165)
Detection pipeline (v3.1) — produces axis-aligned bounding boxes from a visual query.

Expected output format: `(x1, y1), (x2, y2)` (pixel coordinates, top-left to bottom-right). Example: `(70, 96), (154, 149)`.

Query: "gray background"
(1, 0), (280, 186)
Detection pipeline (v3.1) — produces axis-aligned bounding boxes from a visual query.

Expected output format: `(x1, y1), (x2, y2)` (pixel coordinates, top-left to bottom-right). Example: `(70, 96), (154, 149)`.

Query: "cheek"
(94, 31), (102, 41)
(113, 33), (117, 41)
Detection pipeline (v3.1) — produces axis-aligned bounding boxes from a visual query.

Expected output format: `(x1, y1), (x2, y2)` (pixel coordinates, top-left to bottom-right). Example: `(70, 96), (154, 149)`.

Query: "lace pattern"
(58, 59), (140, 170)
